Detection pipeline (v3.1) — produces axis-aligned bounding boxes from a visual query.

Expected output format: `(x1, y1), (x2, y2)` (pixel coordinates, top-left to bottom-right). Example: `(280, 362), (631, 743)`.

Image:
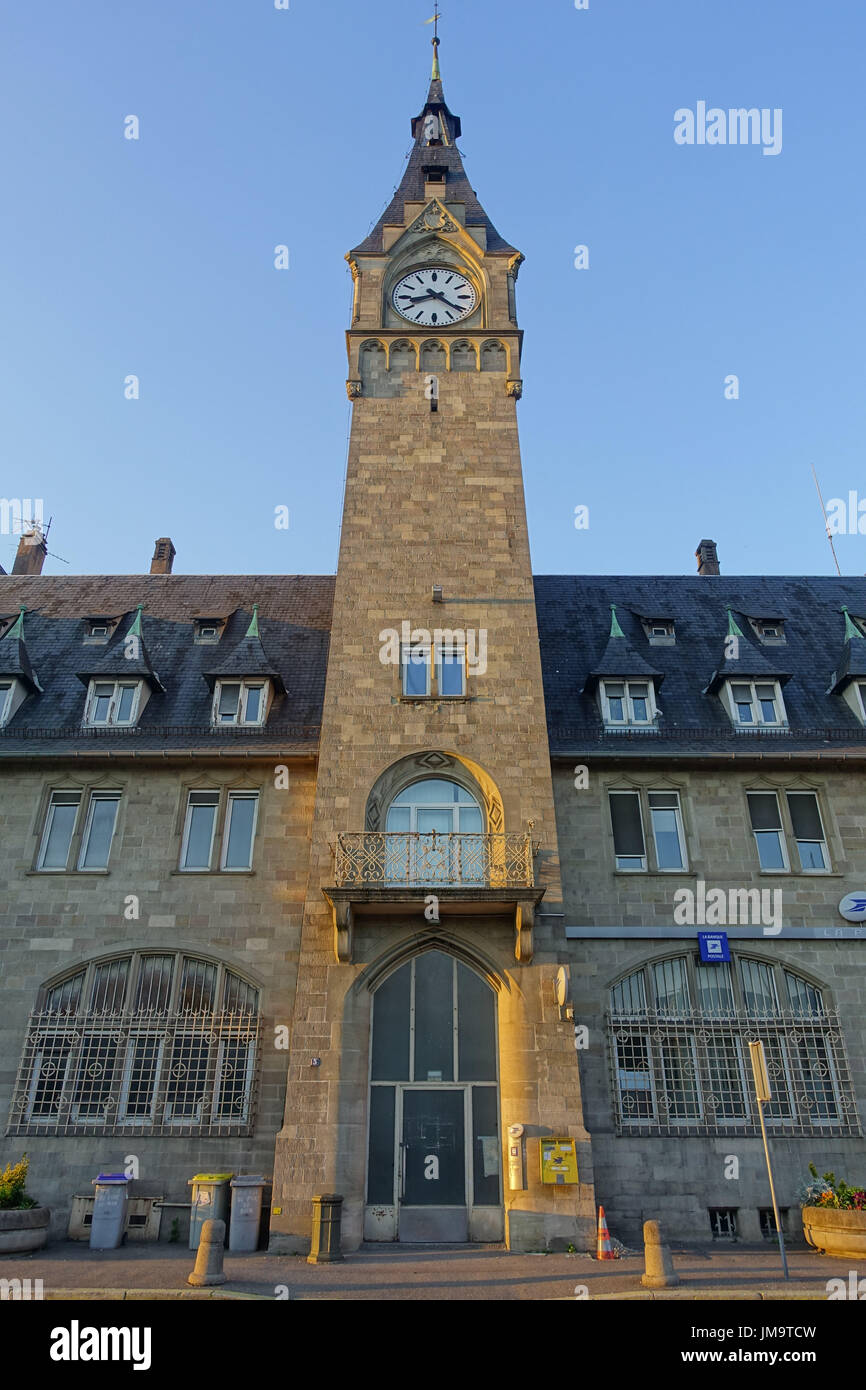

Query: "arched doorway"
(364, 949), (503, 1243)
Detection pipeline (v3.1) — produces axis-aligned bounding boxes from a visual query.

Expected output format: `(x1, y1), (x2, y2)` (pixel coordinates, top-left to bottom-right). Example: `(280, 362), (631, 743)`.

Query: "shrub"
(0, 1154), (37, 1211)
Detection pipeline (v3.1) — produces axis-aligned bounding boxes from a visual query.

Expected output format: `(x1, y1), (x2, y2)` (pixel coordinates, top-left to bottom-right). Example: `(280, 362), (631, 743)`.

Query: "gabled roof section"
(203, 605), (287, 695)
(583, 605), (663, 691)
(704, 608), (791, 693)
(76, 606), (165, 691)
(827, 606), (866, 693)
(350, 66), (517, 257)
(0, 607), (42, 691)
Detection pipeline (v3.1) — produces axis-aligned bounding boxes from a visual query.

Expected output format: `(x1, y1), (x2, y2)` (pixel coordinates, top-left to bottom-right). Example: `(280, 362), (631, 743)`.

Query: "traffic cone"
(596, 1205), (617, 1260)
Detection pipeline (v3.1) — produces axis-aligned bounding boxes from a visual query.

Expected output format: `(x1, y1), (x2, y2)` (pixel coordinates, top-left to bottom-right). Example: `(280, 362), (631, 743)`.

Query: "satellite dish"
(555, 965), (570, 1007)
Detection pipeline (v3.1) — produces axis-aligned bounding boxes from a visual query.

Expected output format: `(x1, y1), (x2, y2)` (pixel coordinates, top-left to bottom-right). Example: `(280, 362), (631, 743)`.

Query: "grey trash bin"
(229, 1176), (267, 1252)
(188, 1173), (233, 1250)
(90, 1173), (129, 1250)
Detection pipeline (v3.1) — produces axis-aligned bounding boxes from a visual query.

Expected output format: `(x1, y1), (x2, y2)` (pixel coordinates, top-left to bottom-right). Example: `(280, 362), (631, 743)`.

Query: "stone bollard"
(188, 1217), (228, 1287)
(307, 1194), (344, 1265)
(641, 1218), (681, 1289)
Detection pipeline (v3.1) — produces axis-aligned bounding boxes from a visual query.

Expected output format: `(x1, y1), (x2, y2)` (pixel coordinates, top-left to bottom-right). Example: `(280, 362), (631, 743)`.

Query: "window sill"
(170, 869), (256, 877)
(397, 695), (472, 704)
(26, 869), (110, 876)
(613, 869), (691, 877)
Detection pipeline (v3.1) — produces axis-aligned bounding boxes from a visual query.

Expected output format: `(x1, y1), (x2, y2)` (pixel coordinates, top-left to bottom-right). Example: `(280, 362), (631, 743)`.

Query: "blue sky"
(2, 1), (865, 578)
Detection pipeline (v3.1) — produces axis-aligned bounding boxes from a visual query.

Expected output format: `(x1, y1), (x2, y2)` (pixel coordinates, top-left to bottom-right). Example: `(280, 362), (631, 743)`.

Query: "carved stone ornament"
(410, 202), (459, 235)
(506, 378), (524, 400)
(346, 379), (363, 400)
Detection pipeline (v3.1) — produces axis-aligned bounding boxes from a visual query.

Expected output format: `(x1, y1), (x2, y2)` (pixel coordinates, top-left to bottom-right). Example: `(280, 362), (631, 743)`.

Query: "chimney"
(11, 527), (48, 576)
(695, 538), (720, 577)
(150, 537), (176, 575)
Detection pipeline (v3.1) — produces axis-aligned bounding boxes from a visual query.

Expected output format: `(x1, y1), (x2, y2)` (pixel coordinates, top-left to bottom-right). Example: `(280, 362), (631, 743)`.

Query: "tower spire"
(426, 4), (442, 81)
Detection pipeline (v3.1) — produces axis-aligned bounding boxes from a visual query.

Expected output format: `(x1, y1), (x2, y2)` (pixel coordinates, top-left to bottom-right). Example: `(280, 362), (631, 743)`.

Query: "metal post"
(749, 1040), (789, 1281)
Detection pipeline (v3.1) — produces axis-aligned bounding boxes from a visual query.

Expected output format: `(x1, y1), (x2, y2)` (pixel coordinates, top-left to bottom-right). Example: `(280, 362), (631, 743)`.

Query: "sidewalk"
(1, 1241), (864, 1300)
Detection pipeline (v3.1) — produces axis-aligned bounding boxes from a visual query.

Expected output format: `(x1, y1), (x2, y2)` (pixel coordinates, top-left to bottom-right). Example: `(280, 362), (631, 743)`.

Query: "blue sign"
(698, 931), (730, 963)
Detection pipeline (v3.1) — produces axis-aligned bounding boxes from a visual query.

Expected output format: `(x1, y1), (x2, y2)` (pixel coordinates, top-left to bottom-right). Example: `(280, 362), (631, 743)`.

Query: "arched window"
(608, 954), (858, 1138)
(384, 778), (484, 885)
(8, 952), (260, 1137)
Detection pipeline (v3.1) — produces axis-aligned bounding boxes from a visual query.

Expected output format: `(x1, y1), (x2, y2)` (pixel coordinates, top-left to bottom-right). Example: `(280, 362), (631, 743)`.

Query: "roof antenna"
(811, 465), (842, 576)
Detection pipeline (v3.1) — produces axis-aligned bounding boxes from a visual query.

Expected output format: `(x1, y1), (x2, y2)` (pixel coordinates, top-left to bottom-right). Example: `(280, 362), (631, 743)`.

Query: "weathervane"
(424, 3), (442, 79)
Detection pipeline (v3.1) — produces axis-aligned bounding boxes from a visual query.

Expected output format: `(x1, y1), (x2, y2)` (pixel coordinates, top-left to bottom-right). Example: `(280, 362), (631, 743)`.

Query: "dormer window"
(643, 619), (675, 645)
(84, 680), (143, 727)
(0, 678), (22, 726)
(194, 619), (225, 645)
(749, 618), (786, 643)
(213, 680), (268, 726)
(723, 679), (788, 729)
(83, 617), (119, 644)
(600, 679), (657, 728)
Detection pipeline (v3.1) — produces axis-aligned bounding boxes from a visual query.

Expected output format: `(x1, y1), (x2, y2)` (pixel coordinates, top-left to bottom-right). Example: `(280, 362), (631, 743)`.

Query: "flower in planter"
(0, 1154), (37, 1211)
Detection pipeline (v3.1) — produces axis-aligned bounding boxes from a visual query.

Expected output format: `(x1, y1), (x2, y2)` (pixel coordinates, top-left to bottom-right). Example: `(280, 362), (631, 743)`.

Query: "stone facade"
(0, 759), (315, 1237)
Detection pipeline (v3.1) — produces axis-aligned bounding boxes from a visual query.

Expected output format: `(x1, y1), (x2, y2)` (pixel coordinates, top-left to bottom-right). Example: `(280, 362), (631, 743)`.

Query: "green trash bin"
(188, 1173), (233, 1250)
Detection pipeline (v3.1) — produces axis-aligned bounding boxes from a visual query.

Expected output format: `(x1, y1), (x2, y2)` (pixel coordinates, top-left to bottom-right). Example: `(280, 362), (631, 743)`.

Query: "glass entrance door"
(400, 1089), (467, 1241)
(365, 951), (503, 1243)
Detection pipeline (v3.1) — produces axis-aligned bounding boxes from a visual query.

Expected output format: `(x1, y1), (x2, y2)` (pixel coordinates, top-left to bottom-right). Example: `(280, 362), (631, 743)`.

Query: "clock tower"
(270, 35), (595, 1254)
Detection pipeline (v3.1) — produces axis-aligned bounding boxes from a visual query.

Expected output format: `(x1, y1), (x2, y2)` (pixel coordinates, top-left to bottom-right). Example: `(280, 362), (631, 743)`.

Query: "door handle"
(399, 1142), (407, 1203)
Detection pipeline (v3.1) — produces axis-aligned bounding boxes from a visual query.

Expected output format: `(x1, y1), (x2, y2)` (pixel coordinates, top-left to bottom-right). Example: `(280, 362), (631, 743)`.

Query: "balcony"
(325, 832), (542, 964)
(334, 831), (534, 889)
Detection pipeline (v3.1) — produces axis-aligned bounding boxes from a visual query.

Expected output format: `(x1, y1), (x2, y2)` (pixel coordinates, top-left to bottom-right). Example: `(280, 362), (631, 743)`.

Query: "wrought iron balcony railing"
(334, 831), (534, 889)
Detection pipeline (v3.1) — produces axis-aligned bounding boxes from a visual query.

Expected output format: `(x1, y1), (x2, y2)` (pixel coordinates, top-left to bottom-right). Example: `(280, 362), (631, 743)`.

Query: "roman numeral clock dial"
(391, 267), (478, 326)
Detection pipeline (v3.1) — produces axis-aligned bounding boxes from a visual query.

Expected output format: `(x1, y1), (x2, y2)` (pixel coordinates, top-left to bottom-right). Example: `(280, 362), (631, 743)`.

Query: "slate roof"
(0, 575), (333, 757)
(534, 575), (866, 757)
(3, 569), (866, 762)
(351, 76), (518, 257)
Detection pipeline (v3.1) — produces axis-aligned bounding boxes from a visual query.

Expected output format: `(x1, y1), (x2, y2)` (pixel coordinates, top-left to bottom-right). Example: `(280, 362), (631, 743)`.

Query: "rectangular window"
(37, 791), (82, 870)
(213, 681), (268, 727)
(709, 1208), (738, 1240)
(85, 681), (140, 726)
(217, 684), (241, 722)
(729, 681), (786, 727)
(180, 791), (219, 871)
(614, 1034), (655, 1120)
(608, 790), (646, 870)
(659, 1035), (701, 1119)
(786, 791), (828, 871)
(401, 644), (431, 697)
(220, 792), (259, 871)
(747, 792), (788, 870)
(648, 791), (686, 870)
(436, 645), (466, 697)
(601, 680), (655, 727)
(77, 792), (120, 870)
(0, 680), (14, 725)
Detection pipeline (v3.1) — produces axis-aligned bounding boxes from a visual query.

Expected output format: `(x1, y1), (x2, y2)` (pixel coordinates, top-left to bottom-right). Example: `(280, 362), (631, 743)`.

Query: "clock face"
(391, 267), (478, 326)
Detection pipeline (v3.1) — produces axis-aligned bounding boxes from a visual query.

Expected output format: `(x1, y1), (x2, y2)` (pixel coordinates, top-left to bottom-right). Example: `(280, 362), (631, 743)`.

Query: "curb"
(587, 1289), (827, 1301)
(32, 1288), (273, 1301)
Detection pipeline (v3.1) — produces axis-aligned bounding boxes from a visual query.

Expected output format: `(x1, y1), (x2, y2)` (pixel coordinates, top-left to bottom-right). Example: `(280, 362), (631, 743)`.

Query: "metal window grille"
(759, 1207), (789, 1238)
(709, 1208), (738, 1240)
(8, 1008), (260, 1138)
(608, 1008), (861, 1137)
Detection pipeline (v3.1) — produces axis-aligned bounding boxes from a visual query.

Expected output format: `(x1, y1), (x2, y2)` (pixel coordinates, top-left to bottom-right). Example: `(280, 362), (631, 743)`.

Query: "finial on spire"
(425, 4), (442, 80)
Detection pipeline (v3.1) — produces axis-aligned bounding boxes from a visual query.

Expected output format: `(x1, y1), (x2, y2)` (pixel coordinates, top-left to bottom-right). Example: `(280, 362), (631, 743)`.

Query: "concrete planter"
(802, 1204), (866, 1258)
(0, 1206), (50, 1254)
